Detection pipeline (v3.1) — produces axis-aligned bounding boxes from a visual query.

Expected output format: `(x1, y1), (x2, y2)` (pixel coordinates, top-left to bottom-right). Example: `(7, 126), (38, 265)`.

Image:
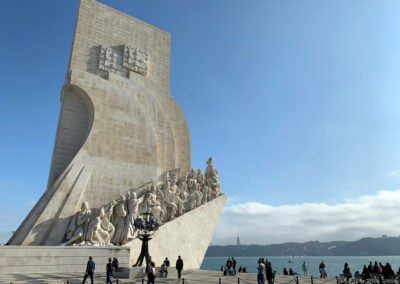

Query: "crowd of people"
(341, 261), (399, 282)
(81, 255), (184, 284)
(256, 258), (275, 284)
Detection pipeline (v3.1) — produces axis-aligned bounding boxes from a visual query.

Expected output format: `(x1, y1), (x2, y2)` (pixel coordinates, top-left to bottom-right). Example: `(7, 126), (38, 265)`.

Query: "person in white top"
(257, 259), (265, 284)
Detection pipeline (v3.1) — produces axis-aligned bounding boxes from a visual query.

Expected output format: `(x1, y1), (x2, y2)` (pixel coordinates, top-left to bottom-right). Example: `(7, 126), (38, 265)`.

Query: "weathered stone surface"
(7, 0), (225, 271)
(9, 0), (191, 246)
(0, 246), (129, 274)
(125, 194), (227, 269)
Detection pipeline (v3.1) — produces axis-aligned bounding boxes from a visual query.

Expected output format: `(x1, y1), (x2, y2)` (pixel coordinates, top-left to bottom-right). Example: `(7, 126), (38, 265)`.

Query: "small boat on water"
(288, 257), (294, 263)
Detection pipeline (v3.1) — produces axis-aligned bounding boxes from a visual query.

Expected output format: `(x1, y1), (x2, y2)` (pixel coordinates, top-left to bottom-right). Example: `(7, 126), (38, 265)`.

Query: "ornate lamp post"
(132, 212), (159, 267)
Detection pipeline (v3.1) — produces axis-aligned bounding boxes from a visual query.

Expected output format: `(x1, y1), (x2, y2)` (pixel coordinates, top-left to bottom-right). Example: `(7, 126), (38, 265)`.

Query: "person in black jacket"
(343, 263), (352, 281)
(164, 257), (170, 277)
(82, 256), (95, 284)
(266, 262), (273, 284)
(176, 256), (184, 279)
(106, 258), (113, 284)
(232, 257), (237, 274)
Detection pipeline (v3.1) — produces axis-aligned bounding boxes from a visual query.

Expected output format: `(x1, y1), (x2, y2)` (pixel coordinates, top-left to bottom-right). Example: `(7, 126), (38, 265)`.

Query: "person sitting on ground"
(373, 262), (379, 274)
(343, 262), (352, 281)
(378, 262), (383, 275)
(242, 267), (247, 273)
(112, 257), (119, 271)
(383, 263), (395, 279)
(289, 268), (294, 275)
(368, 262), (373, 274)
(159, 263), (165, 277)
(362, 264), (371, 280)
(238, 266), (243, 273)
(283, 267), (288, 275)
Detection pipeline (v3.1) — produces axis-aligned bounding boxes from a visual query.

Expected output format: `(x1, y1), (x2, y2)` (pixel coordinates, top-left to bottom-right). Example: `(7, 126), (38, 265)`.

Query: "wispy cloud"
(389, 171), (400, 177)
(212, 189), (400, 245)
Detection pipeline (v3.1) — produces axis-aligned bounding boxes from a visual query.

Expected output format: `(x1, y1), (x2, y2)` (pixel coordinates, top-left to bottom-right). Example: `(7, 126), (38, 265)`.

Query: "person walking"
(106, 258), (113, 284)
(164, 257), (170, 277)
(257, 259), (266, 284)
(176, 256), (184, 279)
(232, 257), (237, 274)
(82, 256), (95, 284)
(146, 261), (156, 284)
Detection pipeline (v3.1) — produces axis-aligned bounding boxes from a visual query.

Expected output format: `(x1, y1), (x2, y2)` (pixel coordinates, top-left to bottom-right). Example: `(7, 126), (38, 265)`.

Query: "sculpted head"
(81, 202), (89, 211)
(120, 194), (126, 202)
(132, 192), (137, 199)
(207, 157), (213, 166)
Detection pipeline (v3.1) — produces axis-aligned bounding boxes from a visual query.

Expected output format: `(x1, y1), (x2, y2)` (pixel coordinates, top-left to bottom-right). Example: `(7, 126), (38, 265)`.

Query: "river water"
(201, 256), (400, 277)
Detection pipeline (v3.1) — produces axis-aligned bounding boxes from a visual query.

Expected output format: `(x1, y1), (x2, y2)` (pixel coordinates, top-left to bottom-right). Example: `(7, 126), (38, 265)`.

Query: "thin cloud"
(212, 189), (400, 245)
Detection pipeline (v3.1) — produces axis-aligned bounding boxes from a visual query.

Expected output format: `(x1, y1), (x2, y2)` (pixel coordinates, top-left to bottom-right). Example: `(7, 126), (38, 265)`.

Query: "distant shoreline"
(206, 236), (400, 257)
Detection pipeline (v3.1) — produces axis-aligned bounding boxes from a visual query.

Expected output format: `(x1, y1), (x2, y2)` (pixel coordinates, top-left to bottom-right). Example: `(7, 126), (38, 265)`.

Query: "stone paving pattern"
(0, 270), (339, 284)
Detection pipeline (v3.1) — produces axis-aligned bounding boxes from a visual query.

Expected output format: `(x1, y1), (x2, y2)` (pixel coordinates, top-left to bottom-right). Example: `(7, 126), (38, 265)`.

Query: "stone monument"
(3, 0), (226, 272)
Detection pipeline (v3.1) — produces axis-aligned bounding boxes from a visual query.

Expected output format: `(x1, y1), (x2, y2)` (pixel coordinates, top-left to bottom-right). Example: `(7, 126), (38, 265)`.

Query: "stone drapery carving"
(62, 158), (222, 246)
(98, 45), (150, 78)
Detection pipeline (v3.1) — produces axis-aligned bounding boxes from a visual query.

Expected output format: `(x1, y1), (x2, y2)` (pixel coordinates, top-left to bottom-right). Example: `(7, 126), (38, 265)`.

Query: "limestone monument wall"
(0, 246), (129, 274)
(9, 0), (190, 246)
(7, 0), (225, 270)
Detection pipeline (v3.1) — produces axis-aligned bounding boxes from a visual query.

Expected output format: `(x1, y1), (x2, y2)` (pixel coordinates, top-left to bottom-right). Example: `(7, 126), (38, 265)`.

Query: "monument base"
(0, 194), (226, 274)
(0, 246), (129, 274)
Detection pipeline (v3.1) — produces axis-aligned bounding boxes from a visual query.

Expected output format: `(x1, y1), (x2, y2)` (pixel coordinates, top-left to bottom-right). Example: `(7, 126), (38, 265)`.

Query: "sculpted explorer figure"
(86, 207), (110, 246)
(63, 201), (91, 245)
(112, 195), (127, 245)
(122, 192), (144, 244)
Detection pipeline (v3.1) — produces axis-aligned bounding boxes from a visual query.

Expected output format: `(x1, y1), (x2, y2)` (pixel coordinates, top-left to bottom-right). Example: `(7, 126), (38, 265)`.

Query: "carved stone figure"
(112, 195), (127, 245)
(86, 208), (108, 246)
(188, 189), (203, 211)
(142, 183), (157, 214)
(204, 157), (218, 188)
(101, 201), (116, 245)
(61, 158), (222, 246)
(63, 202), (91, 245)
(122, 192), (144, 244)
(150, 199), (165, 225)
(201, 184), (209, 204)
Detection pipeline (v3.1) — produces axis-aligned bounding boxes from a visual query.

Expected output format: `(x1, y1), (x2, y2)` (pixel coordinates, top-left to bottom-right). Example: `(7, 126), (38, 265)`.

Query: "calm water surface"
(201, 256), (400, 277)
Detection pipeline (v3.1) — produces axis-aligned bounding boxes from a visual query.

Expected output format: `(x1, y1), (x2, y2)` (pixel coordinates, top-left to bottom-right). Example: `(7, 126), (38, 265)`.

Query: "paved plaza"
(0, 270), (338, 284)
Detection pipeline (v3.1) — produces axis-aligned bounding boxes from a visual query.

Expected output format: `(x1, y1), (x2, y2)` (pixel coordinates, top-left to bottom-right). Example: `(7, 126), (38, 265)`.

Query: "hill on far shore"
(206, 236), (400, 257)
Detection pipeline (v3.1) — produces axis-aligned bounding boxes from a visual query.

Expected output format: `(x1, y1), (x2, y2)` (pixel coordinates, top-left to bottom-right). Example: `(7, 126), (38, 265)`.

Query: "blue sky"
(1, 0), (400, 244)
